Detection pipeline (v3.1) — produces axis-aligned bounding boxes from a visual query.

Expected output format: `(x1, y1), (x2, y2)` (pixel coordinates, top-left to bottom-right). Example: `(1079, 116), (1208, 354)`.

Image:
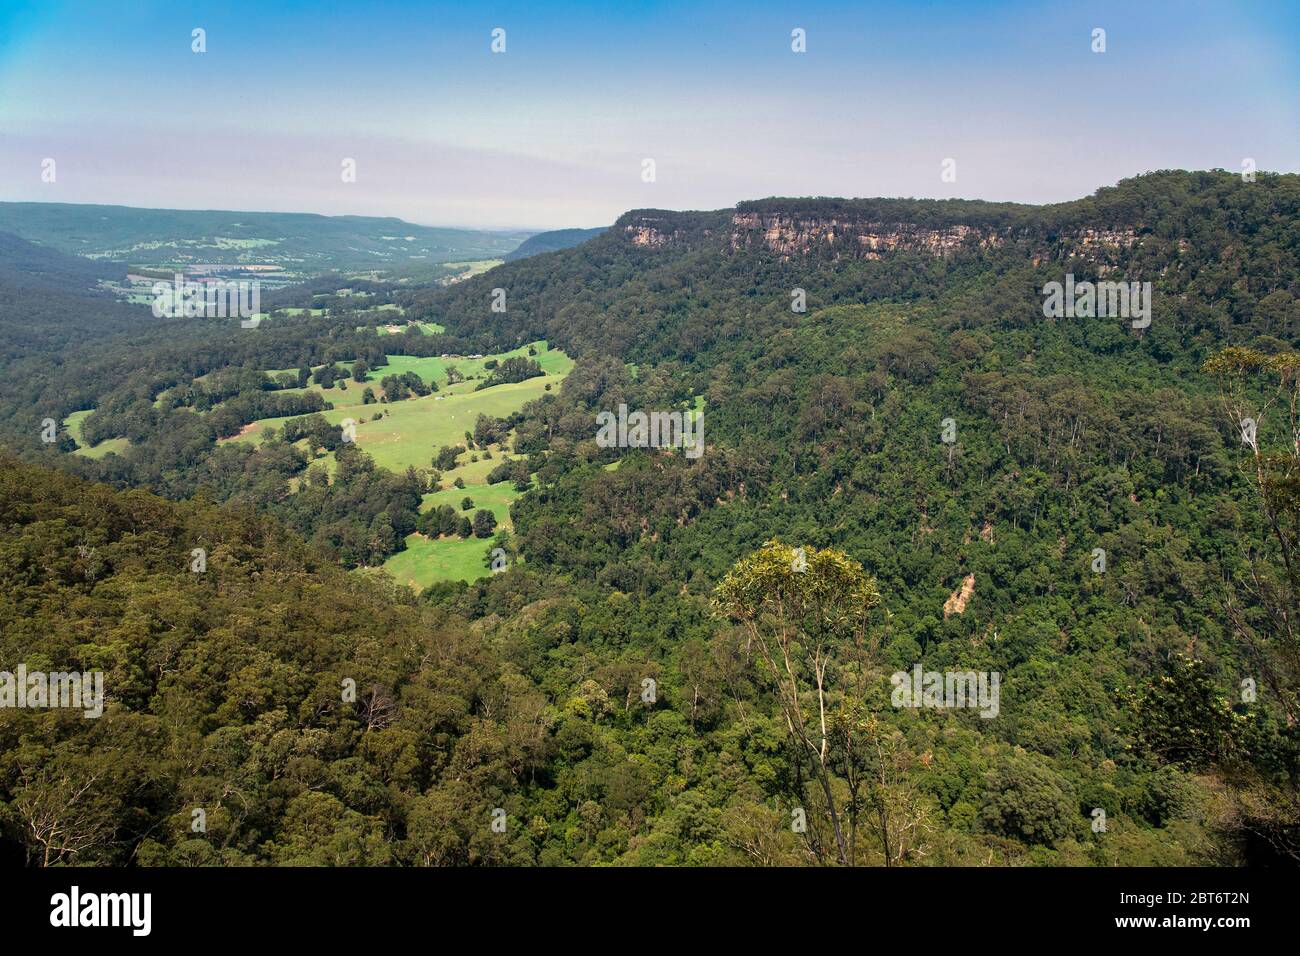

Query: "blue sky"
(1, 0), (1296, 229)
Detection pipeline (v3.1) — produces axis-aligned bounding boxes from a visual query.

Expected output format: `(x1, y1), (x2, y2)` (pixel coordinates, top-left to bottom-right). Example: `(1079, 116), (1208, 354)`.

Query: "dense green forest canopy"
(1, 170), (1298, 866)
(504, 227), (608, 261)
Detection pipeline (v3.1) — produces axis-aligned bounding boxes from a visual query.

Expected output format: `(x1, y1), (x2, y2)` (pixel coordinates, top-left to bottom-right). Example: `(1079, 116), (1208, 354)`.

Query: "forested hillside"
(504, 227), (608, 261)
(0, 232), (145, 360)
(1, 170), (1297, 866)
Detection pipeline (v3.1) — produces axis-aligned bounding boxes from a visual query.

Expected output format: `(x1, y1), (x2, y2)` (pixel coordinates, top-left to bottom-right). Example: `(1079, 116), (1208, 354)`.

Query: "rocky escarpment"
(619, 209), (727, 248)
(625, 218), (691, 247)
(730, 209), (1141, 263)
(730, 212), (1009, 259)
(619, 204), (1140, 265)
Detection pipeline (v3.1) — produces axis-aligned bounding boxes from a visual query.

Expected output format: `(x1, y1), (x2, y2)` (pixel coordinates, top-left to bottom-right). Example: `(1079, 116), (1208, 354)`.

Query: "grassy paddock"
(64, 409), (131, 459)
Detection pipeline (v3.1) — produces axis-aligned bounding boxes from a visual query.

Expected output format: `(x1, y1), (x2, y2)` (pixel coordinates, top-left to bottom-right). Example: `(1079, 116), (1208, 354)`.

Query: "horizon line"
(1, 166), (1289, 233)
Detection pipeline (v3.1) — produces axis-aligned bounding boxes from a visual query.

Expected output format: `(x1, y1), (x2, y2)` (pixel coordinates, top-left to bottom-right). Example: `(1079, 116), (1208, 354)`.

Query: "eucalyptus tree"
(712, 540), (887, 865)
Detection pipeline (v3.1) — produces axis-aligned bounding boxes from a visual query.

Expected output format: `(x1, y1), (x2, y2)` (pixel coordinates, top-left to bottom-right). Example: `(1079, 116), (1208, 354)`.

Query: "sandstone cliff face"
(1071, 227), (1140, 252)
(730, 212), (1008, 260)
(625, 220), (675, 247)
(623, 215), (715, 247)
(944, 573), (976, 618)
(621, 208), (1139, 264)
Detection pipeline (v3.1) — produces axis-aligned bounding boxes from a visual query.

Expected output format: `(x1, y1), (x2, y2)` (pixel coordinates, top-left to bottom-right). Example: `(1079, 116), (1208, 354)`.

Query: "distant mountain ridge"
(0, 231), (149, 356)
(504, 226), (607, 261)
(401, 169), (1300, 361)
(0, 230), (125, 295)
(0, 202), (533, 272)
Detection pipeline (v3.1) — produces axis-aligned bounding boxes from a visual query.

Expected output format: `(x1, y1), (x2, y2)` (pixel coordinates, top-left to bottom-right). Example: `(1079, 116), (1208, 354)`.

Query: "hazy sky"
(1, 0), (1297, 230)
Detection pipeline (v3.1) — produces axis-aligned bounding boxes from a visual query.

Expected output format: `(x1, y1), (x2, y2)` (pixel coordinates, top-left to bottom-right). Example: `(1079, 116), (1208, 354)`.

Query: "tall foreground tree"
(713, 540), (918, 865)
(1203, 347), (1300, 861)
(1205, 348), (1300, 723)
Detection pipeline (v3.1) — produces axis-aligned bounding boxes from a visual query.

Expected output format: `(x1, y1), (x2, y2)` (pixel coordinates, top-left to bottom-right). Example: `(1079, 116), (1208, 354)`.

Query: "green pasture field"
(205, 341), (567, 589)
(64, 409), (130, 459)
(225, 342), (569, 474)
(377, 532), (499, 588)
